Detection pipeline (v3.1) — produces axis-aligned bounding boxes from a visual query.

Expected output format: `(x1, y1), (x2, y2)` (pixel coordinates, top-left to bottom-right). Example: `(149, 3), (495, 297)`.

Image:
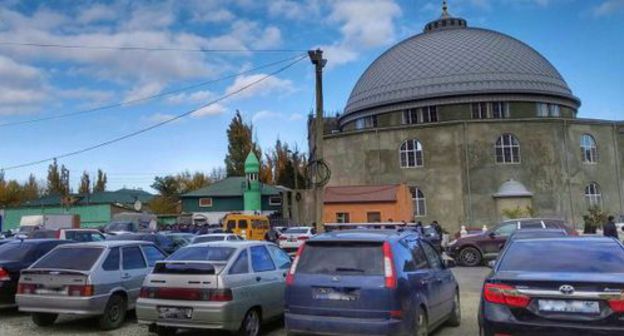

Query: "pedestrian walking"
(432, 220), (443, 236)
(603, 216), (618, 238)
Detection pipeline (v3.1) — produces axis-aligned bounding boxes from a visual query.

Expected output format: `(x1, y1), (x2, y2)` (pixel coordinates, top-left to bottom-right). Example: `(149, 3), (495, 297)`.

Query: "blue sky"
(0, 0), (622, 191)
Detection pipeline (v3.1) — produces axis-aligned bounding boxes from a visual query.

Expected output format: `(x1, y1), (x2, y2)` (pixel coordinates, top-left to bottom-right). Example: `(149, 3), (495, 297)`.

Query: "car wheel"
(238, 309), (261, 336)
(31, 313), (57, 327)
(98, 294), (127, 330)
(447, 291), (461, 327)
(155, 326), (177, 336)
(458, 247), (482, 267)
(414, 309), (428, 336)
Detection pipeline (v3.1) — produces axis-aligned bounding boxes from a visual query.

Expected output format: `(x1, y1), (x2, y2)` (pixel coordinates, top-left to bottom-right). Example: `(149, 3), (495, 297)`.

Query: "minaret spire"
(442, 0), (449, 17)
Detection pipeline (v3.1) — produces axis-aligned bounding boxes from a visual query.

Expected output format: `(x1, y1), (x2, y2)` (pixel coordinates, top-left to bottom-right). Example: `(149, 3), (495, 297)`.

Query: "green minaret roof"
(244, 151), (260, 174)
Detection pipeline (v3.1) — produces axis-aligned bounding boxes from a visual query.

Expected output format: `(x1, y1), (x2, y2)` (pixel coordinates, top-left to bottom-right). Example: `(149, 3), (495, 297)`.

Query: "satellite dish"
(134, 200), (143, 211)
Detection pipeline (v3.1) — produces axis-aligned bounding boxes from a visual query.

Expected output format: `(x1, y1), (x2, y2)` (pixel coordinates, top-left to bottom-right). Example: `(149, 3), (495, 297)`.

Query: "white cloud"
(146, 113), (177, 123)
(289, 113), (305, 121)
(254, 26), (283, 49)
(166, 90), (216, 105)
(329, 0), (402, 48)
(0, 55), (49, 115)
(592, 0), (624, 16)
(252, 110), (281, 123)
(225, 74), (294, 99)
(191, 103), (227, 118)
(77, 4), (117, 24)
(268, 0), (322, 20)
(57, 88), (115, 104)
(319, 44), (359, 67)
(124, 82), (165, 104)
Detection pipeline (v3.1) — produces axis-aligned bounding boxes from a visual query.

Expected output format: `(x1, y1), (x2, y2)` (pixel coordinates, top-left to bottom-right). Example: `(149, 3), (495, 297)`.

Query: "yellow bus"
(222, 213), (270, 241)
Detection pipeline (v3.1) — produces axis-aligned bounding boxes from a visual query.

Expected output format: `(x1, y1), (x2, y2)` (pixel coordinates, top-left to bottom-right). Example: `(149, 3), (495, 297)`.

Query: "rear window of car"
(284, 228), (309, 234)
(168, 246), (236, 261)
(0, 242), (36, 261)
(499, 241), (624, 273)
(297, 242), (383, 275)
(193, 236), (225, 243)
(32, 247), (103, 270)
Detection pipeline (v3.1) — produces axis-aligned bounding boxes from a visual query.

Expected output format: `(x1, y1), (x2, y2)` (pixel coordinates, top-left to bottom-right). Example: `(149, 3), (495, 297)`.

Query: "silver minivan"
(16, 240), (167, 330)
(136, 241), (292, 336)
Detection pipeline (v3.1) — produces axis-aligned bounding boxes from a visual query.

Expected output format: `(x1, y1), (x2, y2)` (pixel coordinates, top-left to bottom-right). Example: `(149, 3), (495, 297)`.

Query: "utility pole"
(308, 49), (326, 231)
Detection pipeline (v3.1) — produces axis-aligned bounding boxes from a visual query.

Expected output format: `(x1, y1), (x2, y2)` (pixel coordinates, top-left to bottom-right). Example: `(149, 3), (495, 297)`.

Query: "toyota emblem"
(559, 284), (575, 295)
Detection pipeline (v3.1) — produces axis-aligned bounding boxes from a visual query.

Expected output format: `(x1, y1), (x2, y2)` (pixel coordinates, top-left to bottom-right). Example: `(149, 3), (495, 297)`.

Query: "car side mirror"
(488, 232), (496, 239)
(487, 260), (496, 268)
(444, 259), (456, 268)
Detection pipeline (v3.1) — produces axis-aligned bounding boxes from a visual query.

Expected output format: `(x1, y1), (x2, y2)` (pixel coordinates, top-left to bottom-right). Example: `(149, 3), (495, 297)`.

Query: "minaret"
(243, 151), (261, 213)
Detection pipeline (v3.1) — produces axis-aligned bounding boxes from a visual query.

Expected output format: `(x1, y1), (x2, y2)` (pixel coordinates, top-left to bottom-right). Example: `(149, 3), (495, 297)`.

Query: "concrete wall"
(322, 118), (624, 232)
(182, 196), (281, 213)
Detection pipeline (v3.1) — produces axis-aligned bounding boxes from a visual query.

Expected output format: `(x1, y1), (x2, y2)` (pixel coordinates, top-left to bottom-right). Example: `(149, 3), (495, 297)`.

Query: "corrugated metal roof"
(324, 184), (400, 204)
(344, 24), (580, 119)
(182, 177), (280, 197)
(22, 189), (153, 207)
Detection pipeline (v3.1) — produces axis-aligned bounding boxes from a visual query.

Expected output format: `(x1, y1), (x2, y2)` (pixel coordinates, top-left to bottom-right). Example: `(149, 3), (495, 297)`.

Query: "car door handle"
(121, 273), (131, 279)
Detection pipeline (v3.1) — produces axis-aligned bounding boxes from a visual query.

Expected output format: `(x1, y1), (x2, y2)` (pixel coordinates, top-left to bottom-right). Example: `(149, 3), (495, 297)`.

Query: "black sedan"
(480, 237), (624, 335)
(0, 239), (74, 308)
(107, 233), (177, 254)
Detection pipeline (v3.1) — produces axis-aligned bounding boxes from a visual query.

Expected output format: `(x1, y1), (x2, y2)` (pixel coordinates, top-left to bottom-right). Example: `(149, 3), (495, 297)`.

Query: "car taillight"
(382, 242), (397, 289)
(0, 268), (10, 281)
(483, 283), (530, 308)
(68, 285), (94, 297)
(140, 287), (232, 301)
(278, 236), (287, 241)
(55, 230), (61, 239)
(297, 236), (309, 241)
(17, 283), (38, 294)
(286, 243), (305, 286)
(607, 292), (624, 313)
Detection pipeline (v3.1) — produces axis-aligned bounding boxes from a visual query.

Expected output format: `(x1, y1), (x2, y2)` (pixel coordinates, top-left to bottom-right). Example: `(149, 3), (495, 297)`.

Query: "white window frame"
(581, 134), (598, 163)
(491, 102), (509, 119)
(495, 134), (521, 164)
(355, 115), (376, 129)
(336, 212), (350, 223)
(402, 109), (419, 124)
(198, 197), (213, 208)
(268, 196), (282, 206)
(585, 183), (602, 209)
(410, 187), (426, 217)
(400, 139), (424, 168)
(537, 103), (561, 117)
(472, 103), (488, 119)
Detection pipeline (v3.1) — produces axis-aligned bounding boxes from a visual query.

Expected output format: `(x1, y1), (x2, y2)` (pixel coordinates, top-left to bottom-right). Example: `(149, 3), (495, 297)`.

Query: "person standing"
(603, 216), (618, 238)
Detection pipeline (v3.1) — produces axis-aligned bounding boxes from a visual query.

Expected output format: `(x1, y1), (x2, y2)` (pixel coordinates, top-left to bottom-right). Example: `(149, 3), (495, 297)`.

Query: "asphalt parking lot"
(0, 267), (490, 336)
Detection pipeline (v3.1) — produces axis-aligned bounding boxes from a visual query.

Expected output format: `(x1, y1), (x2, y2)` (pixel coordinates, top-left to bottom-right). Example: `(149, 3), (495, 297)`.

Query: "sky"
(0, 0), (622, 192)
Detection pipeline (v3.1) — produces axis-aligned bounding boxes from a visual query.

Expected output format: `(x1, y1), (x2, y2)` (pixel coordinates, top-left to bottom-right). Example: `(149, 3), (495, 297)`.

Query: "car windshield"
(284, 228), (309, 234)
(0, 242), (36, 261)
(499, 240), (624, 273)
(167, 246), (236, 261)
(511, 231), (566, 240)
(297, 242), (383, 275)
(194, 236), (225, 243)
(32, 247), (104, 270)
(106, 222), (131, 231)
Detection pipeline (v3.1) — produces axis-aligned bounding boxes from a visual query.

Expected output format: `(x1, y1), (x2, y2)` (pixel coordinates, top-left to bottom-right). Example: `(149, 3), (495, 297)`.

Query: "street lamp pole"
(308, 49), (326, 231)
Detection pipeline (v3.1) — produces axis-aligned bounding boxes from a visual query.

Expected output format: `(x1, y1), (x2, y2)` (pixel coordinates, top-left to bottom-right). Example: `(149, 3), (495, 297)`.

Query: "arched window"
(495, 134), (520, 164)
(400, 139), (424, 168)
(585, 183), (602, 208)
(581, 134), (598, 163)
(410, 187), (426, 217)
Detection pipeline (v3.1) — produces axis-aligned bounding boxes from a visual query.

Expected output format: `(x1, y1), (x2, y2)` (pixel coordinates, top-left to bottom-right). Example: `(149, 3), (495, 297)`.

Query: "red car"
(447, 218), (576, 267)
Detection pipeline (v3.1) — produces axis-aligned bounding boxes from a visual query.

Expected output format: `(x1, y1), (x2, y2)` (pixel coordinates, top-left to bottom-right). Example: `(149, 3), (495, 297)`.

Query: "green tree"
(22, 174), (41, 201)
(79, 171), (91, 194)
(176, 171), (211, 194)
(93, 169), (107, 192)
(225, 110), (255, 176)
(46, 159), (62, 195)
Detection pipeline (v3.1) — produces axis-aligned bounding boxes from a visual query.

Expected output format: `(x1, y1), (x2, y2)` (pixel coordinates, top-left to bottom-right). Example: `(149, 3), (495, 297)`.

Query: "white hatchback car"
(192, 234), (244, 244)
(277, 227), (316, 253)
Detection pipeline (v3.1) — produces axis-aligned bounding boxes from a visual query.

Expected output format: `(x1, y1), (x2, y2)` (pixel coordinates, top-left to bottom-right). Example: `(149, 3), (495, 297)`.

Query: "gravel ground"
(0, 267), (490, 336)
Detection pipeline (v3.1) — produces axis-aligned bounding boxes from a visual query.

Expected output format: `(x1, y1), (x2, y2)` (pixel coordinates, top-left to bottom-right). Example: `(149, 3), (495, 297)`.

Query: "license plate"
(313, 288), (359, 301)
(36, 287), (68, 295)
(288, 238), (297, 242)
(157, 306), (193, 319)
(538, 300), (600, 314)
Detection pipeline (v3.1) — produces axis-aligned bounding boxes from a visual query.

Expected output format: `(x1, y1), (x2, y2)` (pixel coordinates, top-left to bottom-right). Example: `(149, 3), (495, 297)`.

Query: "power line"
(0, 54), (308, 171)
(0, 41), (306, 53)
(0, 54), (307, 128)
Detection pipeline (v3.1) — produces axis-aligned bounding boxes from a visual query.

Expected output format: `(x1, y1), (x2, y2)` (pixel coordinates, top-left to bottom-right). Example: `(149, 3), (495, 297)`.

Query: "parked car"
(0, 239), (10, 246)
(104, 221), (139, 235)
(136, 241), (292, 336)
(498, 228), (569, 251)
(191, 233), (244, 244)
(278, 226), (316, 253)
(480, 237), (624, 335)
(16, 240), (167, 330)
(163, 233), (195, 249)
(285, 229), (460, 336)
(107, 233), (177, 254)
(28, 228), (106, 242)
(447, 218), (576, 267)
(0, 239), (74, 309)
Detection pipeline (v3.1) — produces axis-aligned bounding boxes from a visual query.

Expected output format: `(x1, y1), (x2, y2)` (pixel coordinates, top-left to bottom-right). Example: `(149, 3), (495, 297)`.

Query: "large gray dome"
(343, 18), (580, 120)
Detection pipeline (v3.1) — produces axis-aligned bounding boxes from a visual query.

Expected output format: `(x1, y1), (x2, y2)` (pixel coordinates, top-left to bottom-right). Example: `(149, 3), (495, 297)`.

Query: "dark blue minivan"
(285, 230), (460, 336)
